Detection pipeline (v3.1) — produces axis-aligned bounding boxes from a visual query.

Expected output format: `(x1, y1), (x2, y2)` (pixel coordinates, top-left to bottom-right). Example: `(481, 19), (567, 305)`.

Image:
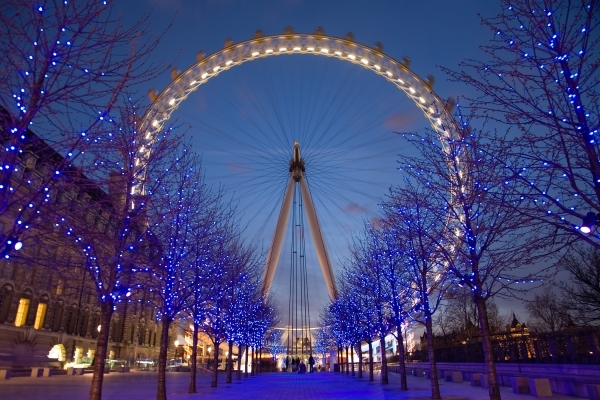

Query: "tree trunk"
(475, 297), (501, 400)
(345, 346), (349, 375)
(251, 346), (255, 376)
(396, 322), (408, 390)
(188, 323), (199, 393)
(368, 340), (374, 381)
(426, 315), (441, 400)
(226, 341), (233, 383)
(211, 340), (220, 387)
(156, 314), (172, 400)
(337, 347), (341, 372)
(244, 345), (249, 378)
(351, 345), (355, 376)
(256, 347), (260, 374)
(236, 345), (242, 380)
(357, 343), (363, 379)
(380, 336), (388, 384)
(88, 299), (113, 400)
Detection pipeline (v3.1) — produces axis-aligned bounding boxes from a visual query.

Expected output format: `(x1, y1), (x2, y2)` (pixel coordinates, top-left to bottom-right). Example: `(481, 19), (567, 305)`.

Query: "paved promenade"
(0, 369), (581, 400)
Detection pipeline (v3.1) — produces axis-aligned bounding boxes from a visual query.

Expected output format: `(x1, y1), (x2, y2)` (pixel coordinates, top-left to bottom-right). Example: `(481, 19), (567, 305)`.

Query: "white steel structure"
(261, 141), (337, 298)
(137, 28), (463, 299)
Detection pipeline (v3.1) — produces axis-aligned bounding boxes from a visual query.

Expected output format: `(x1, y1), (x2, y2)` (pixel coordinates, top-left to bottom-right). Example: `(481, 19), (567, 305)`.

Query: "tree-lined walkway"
(0, 370), (579, 400)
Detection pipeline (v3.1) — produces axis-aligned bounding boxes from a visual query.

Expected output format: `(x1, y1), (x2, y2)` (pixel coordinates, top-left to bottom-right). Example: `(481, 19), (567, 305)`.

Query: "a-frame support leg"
(261, 176), (295, 296)
(299, 176), (338, 299)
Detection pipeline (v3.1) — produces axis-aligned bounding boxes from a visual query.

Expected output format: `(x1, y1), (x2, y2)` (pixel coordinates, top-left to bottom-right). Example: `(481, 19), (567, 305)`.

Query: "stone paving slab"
(0, 369), (583, 400)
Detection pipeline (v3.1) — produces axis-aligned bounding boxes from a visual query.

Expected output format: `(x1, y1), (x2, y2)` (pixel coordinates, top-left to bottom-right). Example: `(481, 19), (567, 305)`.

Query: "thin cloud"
(383, 109), (420, 130)
(345, 202), (369, 214)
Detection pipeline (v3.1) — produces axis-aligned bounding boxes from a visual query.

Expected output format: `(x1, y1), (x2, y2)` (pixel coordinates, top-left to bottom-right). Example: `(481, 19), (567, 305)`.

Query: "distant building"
(507, 313), (529, 336)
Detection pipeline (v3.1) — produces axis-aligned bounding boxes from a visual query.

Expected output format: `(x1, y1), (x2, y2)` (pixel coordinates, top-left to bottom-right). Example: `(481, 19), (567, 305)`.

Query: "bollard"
(512, 377), (530, 394)
(529, 379), (552, 397)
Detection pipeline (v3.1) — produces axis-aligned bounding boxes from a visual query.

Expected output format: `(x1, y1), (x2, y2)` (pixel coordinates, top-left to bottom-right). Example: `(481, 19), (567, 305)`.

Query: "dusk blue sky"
(113, 1), (534, 327)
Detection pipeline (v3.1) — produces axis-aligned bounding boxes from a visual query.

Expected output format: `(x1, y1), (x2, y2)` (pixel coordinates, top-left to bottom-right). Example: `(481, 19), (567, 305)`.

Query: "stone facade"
(0, 122), (166, 369)
(0, 237), (164, 369)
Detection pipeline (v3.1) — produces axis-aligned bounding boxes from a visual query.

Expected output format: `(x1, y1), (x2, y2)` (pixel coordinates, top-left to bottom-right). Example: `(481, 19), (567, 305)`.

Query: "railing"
(409, 328), (600, 365)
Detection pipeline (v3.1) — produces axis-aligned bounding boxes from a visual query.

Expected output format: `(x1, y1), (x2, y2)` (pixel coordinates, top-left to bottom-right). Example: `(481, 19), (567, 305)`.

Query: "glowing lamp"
(581, 212), (598, 234)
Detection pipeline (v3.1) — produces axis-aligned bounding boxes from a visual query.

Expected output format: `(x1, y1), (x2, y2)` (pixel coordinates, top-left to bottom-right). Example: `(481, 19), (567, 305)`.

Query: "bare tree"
(40, 99), (181, 400)
(0, 0), (169, 260)
(223, 249), (264, 383)
(144, 145), (221, 400)
(525, 287), (568, 332)
(382, 186), (451, 400)
(443, 0), (600, 246)
(434, 287), (479, 343)
(199, 232), (262, 387)
(556, 245), (600, 324)
(396, 127), (554, 400)
(486, 301), (511, 334)
(371, 221), (412, 389)
(325, 274), (378, 381)
(344, 227), (395, 385)
(187, 201), (234, 393)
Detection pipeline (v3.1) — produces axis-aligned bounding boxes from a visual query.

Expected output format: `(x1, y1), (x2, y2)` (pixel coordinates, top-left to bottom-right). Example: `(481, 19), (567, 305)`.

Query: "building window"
(56, 279), (64, 295)
(15, 298), (30, 327)
(79, 310), (90, 337)
(65, 307), (78, 334)
(90, 314), (99, 339)
(0, 285), (13, 323)
(51, 302), (64, 332)
(34, 302), (47, 329)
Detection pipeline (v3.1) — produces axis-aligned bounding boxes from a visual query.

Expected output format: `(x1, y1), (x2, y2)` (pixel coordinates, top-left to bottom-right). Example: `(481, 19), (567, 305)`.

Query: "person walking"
(308, 354), (315, 373)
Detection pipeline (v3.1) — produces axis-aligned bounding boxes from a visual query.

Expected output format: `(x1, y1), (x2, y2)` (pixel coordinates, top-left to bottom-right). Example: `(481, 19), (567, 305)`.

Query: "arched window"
(110, 317), (120, 342)
(138, 318), (146, 345)
(78, 307), (90, 337)
(14, 298), (30, 327)
(90, 312), (100, 339)
(65, 304), (78, 334)
(51, 300), (64, 332)
(34, 294), (49, 330)
(14, 289), (33, 327)
(0, 284), (14, 323)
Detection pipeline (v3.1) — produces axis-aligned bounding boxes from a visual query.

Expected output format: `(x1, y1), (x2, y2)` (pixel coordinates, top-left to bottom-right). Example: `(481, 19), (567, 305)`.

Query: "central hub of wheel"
(289, 141), (305, 182)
